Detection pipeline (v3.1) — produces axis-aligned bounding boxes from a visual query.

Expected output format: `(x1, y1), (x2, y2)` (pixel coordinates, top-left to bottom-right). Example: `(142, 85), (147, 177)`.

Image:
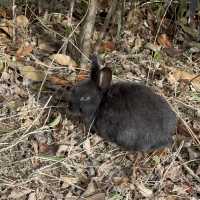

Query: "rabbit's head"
(69, 55), (112, 122)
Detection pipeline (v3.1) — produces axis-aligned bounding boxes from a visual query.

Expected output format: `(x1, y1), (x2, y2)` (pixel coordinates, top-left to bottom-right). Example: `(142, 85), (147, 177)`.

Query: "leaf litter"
(0, 1), (200, 200)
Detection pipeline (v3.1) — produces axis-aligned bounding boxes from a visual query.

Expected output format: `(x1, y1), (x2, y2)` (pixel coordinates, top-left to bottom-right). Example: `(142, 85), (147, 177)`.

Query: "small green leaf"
(48, 112), (62, 127)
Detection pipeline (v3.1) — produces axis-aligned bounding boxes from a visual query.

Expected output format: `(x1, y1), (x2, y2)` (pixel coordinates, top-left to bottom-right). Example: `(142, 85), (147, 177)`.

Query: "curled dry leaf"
(16, 44), (33, 59)
(0, 20), (13, 37)
(16, 15), (29, 27)
(0, 7), (7, 18)
(135, 182), (153, 198)
(18, 65), (45, 82)
(157, 34), (172, 48)
(51, 54), (77, 67)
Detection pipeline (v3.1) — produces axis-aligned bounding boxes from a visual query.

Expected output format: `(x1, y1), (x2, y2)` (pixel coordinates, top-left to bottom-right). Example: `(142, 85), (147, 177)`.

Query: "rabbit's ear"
(97, 67), (112, 89)
(90, 54), (100, 82)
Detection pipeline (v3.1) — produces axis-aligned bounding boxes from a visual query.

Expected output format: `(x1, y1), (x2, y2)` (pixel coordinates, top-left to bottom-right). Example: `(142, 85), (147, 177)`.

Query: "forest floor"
(0, 1), (200, 200)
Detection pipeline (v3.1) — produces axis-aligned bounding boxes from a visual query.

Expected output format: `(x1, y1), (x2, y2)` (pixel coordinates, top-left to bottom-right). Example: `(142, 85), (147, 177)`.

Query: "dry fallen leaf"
(56, 144), (68, 156)
(86, 193), (106, 200)
(135, 182), (153, 198)
(82, 180), (97, 197)
(163, 47), (184, 58)
(16, 15), (29, 27)
(16, 44), (33, 59)
(112, 176), (129, 187)
(83, 138), (92, 155)
(100, 41), (115, 52)
(0, 7), (7, 18)
(77, 70), (88, 81)
(8, 189), (32, 199)
(168, 68), (200, 91)
(48, 75), (70, 86)
(18, 65), (45, 81)
(61, 176), (79, 188)
(157, 34), (172, 48)
(28, 192), (36, 200)
(145, 42), (161, 52)
(51, 54), (77, 67)
(172, 185), (188, 195)
(0, 20), (13, 37)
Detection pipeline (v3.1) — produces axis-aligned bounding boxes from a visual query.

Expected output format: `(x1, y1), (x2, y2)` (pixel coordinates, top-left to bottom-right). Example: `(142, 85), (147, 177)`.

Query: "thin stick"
(12, 0), (16, 42)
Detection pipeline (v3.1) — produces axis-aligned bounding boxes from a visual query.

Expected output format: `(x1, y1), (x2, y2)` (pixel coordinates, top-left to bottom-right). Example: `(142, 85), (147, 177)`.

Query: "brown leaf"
(82, 180), (97, 197)
(39, 143), (58, 155)
(31, 139), (39, 155)
(48, 75), (70, 86)
(112, 176), (129, 187)
(163, 47), (184, 58)
(61, 176), (79, 188)
(16, 15), (29, 27)
(168, 69), (200, 91)
(157, 34), (172, 48)
(0, 7), (7, 18)
(31, 157), (40, 168)
(18, 65), (45, 81)
(0, 20), (13, 37)
(100, 41), (115, 52)
(51, 54), (77, 67)
(8, 189), (32, 199)
(39, 143), (49, 153)
(145, 42), (161, 52)
(77, 70), (88, 81)
(86, 193), (106, 200)
(135, 182), (153, 198)
(16, 44), (33, 59)
(28, 192), (36, 200)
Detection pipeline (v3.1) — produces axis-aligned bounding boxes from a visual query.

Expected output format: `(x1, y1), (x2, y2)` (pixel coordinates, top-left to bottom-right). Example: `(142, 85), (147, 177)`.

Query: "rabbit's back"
(94, 82), (176, 151)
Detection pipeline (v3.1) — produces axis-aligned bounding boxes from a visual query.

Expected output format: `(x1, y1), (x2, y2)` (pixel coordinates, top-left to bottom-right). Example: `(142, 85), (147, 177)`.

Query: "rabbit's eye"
(80, 96), (91, 102)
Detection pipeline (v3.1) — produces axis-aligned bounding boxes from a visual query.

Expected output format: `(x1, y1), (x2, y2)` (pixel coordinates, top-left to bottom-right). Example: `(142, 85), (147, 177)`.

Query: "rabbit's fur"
(69, 55), (176, 151)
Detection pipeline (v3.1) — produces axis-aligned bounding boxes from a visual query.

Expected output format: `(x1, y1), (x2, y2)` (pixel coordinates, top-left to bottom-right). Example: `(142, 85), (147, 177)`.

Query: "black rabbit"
(68, 55), (176, 151)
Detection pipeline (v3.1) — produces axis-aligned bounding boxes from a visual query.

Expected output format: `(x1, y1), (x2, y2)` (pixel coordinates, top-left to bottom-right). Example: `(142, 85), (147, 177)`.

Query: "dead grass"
(0, 1), (200, 199)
